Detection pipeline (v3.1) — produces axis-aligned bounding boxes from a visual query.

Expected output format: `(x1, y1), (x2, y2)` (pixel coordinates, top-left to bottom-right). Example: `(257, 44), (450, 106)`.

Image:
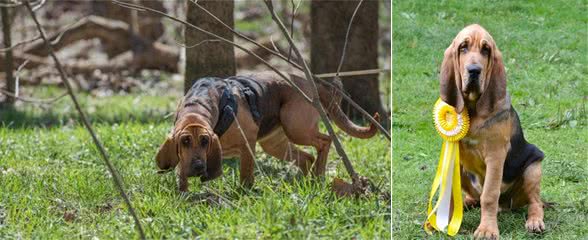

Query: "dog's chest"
(460, 135), (486, 181)
(459, 129), (512, 194)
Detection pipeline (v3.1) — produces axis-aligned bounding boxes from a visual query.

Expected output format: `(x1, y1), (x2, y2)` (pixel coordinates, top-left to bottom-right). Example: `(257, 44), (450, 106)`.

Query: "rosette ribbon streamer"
(424, 98), (470, 236)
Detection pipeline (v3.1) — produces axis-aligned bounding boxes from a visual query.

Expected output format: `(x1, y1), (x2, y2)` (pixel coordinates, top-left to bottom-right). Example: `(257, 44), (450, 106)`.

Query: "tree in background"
(310, 0), (386, 125)
(184, 0), (235, 93)
(1, 7), (15, 106)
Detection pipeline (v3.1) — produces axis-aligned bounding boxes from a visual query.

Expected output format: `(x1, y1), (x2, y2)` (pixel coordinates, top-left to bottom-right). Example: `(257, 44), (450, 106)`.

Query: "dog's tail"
(319, 79), (379, 139)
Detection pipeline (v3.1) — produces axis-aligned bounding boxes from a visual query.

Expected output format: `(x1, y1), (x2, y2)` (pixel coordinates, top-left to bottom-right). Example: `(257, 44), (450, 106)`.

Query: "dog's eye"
(181, 136), (191, 146)
(459, 44), (468, 54)
(481, 45), (491, 56)
(200, 135), (209, 147)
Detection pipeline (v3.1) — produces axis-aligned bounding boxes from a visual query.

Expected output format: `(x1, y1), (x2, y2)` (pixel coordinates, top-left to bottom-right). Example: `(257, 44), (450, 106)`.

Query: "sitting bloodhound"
(439, 24), (545, 239)
(155, 72), (379, 192)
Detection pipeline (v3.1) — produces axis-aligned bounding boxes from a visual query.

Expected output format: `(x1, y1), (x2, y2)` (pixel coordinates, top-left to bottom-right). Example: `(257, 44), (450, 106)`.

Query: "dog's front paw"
(474, 222), (499, 240)
(525, 216), (545, 233)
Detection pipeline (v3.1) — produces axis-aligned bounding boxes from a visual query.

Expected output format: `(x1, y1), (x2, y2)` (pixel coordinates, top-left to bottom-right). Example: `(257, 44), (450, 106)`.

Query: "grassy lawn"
(392, 0), (587, 239)
(0, 85), (390, 238)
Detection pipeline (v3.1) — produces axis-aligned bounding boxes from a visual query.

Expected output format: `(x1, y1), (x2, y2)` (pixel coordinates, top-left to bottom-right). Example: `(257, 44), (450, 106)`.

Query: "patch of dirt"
(63, 209), (77, 222)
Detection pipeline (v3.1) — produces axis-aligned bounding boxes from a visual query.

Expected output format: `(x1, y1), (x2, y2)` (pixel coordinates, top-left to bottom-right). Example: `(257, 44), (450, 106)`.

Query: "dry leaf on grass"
(332, 177), (370, 198)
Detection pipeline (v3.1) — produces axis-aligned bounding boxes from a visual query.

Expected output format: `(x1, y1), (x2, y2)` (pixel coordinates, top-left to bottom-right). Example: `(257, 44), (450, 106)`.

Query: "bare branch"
(269, 35), (280, 53)
(173, 38), (220, 49)
(23, 2), (146, 239)
(0, 88), (67, 104)
(48, 16), (89, 46)
(336, 0), (364, 76)
(0, 35), (40, 52)
(316, 69), (385, 78)
(287, 0), (301, 61)
(13, 59), (28, 97)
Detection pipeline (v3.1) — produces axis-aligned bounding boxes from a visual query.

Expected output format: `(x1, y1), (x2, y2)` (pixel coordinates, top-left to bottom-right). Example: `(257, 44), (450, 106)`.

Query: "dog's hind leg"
(259, 127), (314, 175)
(279, 101), (332, 177)
(522, 161), (545, 233)
(461, 168), (481, 209)
(310, 133), (331, 176)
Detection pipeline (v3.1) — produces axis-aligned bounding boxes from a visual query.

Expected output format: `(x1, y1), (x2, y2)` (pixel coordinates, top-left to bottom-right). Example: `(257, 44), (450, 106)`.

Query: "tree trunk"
(310, 0), (385, 124)
(1, 7), (15, 106)
(184, 1), (235, 93)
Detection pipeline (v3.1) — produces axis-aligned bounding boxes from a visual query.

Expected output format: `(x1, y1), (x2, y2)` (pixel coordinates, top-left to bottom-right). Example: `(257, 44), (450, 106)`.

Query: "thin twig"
(13, 59), (29, 98)
(287, 0), (300, 61)
(48, 16), (89, 46)
(264, 0), (359, 180)
(336, 0), (363, 76)
(174, 38), (220, 49)
(0, 35), (40, 52)
(0, 89), (67, 104)
(23, 2), (146, 239)
(316, 69), (385, 78)
(269, 35), (280, 53)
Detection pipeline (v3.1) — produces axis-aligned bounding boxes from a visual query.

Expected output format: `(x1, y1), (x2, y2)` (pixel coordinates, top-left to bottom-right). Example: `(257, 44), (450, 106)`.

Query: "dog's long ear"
(440, 42), (465, 113)
(202, 134), (223, 182)
(155, 134), (179, 170)
(476, 43), (506, 117)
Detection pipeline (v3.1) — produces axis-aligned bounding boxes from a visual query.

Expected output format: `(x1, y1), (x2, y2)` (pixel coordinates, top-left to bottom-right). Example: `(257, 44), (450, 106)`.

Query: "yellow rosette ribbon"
(424, 98), (470, 236)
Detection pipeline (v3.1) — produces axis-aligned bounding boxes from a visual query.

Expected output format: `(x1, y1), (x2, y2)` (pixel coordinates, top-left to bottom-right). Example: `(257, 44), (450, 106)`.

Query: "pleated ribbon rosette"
(424, 98), (470, 236)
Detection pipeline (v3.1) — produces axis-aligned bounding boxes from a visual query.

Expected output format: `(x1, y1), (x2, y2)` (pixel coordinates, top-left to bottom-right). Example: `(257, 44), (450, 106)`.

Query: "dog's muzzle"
(464, 64), (482, 94)
(189, 159), (206, 176)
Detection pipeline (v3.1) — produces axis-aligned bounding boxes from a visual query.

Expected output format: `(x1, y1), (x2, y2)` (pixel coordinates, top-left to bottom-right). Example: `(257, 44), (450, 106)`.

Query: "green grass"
(393, 0), (587, 239)
(0, 86), (390, 238)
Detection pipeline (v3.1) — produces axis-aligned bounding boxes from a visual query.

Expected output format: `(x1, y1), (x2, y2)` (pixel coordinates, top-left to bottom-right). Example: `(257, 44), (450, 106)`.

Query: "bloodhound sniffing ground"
(155, 72), (379, 192)
(439, 24), (545, 239)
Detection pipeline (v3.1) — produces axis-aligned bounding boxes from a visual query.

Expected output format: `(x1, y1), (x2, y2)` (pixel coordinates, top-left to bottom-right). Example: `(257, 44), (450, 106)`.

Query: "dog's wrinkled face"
(176, 125), (212, 178)
(156, 120), (224, 189)
(440, 24), (506, 115)
(454, 25), (494, 101)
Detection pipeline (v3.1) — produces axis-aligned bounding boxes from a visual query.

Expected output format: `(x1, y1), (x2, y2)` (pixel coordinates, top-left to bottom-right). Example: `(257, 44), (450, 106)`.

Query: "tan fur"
(441, 24), (544, 239)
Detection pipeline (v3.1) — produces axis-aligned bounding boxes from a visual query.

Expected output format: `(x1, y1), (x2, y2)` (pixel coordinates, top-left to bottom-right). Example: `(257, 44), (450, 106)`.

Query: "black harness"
(184, 76), (261, 137)
(214, 84), (239, 136)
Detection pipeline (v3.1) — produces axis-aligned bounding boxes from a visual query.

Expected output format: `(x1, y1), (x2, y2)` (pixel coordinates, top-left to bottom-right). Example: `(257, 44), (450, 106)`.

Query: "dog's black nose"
(467, 64), (482, 78)
(192, 160), (205, 171)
